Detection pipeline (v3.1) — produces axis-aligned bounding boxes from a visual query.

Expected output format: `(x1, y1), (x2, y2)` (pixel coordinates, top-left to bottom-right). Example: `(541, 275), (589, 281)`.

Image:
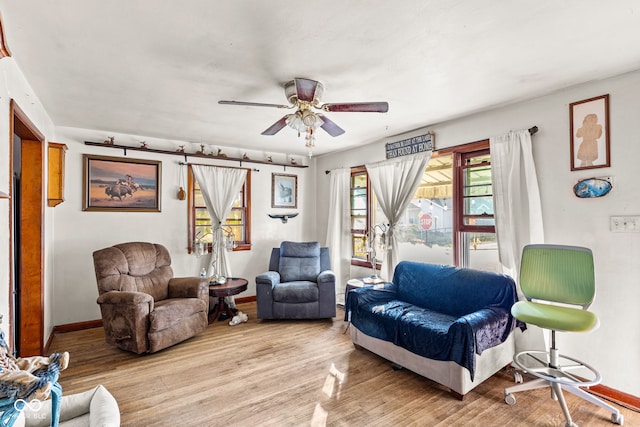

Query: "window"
(187, 166), (251, 253)
(350, 168), (368, 263)
(454, 146), (497, 270)
(350, 140), (500, 272)
(350, 167), (387, 269)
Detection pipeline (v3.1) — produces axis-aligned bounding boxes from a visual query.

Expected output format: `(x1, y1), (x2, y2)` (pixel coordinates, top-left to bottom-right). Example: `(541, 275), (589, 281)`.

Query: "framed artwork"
(271, 173), (297, 208)
(570, 94), (610, 171)
(83, 154), (161, 212)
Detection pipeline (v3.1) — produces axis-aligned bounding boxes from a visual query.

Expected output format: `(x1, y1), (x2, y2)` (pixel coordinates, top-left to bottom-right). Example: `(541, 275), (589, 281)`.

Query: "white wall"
(315, 70), (640, 396)
(51, 127), (312, 325)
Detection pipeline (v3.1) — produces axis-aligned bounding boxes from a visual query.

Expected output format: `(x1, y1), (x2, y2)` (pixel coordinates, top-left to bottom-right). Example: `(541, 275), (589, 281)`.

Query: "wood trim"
(0, 12), (11, 58)
(52, 319), (103, 334)
(12, 101), (45, 141)
(235, 295), (256, 304)
(44, 320), (104, 354)
(589, 383), (640, 412)
(11, 100), (46, 357)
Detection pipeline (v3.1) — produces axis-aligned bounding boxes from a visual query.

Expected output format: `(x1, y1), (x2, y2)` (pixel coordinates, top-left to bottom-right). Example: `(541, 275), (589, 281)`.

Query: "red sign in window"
(420, 213), (433, 230)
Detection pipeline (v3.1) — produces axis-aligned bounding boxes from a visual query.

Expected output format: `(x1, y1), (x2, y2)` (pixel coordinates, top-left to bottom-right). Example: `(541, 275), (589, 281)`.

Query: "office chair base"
(505, 350), (623, 426)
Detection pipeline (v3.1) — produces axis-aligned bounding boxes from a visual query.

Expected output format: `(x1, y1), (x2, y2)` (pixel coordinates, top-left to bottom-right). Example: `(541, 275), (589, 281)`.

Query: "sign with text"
(420, 213), (433, 230)
(385, 133), (434, 159)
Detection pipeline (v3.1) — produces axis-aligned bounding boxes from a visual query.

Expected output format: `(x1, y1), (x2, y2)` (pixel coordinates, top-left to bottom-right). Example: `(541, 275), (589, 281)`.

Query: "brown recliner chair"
(92, 242), (209, 353)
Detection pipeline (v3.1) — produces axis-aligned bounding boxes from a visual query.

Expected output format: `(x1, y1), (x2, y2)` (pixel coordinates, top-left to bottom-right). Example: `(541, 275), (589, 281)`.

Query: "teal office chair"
(504, 244), (623, 427)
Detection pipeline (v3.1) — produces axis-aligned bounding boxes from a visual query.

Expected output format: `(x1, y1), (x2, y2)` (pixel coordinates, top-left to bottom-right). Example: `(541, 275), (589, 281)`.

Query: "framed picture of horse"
(83, 154), (162, 212)
(271, 173), (297, 209)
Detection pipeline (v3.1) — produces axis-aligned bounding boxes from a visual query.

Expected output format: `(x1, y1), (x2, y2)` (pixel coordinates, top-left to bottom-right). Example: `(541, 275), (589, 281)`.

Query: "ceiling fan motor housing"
(285, 79), (324, 105)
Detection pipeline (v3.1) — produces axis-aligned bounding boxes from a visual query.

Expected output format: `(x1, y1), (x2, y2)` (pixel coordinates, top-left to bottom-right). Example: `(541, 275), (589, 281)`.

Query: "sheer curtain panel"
(191, 165), (247, 279)
(365, 152), (431, 280)
(490, 129), (545, 351)
(325, 168), (351, 305)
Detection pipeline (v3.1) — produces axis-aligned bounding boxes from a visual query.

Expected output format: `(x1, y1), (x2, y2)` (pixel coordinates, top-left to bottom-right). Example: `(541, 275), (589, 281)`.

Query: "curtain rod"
(325, 125), (539, 175)
(178, 161), (259, 172)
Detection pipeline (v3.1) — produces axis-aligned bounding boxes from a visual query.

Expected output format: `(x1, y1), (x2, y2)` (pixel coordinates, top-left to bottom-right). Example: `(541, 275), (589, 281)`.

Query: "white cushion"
(20, 384), (119, 427)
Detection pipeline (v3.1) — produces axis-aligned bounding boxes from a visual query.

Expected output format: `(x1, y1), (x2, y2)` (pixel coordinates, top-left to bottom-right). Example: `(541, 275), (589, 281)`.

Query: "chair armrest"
(457, 307), (512, 354)
(97, 291), (153, 307)
(96, 291), (153, 353)
(256, 271), (280, 286)
(256, 272), (280, 319)
(168, 277), (208, 299)
(317, 270), (336, 297)
(317, 270), (335, 285)
(345, 283), (397, 319)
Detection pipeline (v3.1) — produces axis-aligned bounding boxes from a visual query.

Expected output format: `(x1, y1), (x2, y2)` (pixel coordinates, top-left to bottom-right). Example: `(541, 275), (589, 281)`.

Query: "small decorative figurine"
(266, 156), (273, 163)
(103, 136), (115, 145)
(139, 141), (148, 149)
(242, 152), (250, 160)
(290, 158), (298, 166)
(176, 145), (185, 153)
(195, 144), (206, 155)
(217, 148), (228, 158)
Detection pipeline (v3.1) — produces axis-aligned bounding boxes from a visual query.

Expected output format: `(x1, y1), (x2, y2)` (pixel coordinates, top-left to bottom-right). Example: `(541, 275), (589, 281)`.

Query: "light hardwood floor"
(49, 303), (638, 426)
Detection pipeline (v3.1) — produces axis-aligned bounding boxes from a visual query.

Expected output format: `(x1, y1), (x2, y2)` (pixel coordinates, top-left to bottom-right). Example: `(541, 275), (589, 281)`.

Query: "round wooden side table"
(208, 277), (248, 324)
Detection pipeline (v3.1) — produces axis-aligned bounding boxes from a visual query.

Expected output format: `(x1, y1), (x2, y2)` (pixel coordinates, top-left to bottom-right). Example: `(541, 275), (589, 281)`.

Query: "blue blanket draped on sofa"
(346, 261), (520, 380)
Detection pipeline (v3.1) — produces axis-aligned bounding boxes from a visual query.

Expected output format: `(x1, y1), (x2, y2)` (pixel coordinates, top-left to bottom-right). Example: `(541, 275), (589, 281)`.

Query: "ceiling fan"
(219, 78), (388, 155)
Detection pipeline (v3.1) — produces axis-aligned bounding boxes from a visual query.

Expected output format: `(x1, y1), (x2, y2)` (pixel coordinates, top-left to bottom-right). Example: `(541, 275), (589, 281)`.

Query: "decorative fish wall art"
(573, 177), (612, 198)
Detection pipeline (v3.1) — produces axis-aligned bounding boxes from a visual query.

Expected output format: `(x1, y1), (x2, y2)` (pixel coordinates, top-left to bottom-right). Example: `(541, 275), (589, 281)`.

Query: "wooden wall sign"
(385, 133), (434, 159)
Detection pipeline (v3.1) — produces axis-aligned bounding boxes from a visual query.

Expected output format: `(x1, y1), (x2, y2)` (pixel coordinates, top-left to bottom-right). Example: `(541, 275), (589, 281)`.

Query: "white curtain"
(365, 152), (431, 280)
(325, 167), (351, 305)
(490, 129), (545, 351)
(191, 165), (247, 279)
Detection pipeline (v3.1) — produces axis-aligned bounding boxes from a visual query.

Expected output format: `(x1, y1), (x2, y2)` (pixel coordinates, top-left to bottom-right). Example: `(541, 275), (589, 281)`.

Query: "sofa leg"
(391, 363), (403, 371)
(450, 390), (465, 401)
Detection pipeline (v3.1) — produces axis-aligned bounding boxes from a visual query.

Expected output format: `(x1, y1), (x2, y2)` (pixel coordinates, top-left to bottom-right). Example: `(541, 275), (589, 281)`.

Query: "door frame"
(10, 100), (45, 356)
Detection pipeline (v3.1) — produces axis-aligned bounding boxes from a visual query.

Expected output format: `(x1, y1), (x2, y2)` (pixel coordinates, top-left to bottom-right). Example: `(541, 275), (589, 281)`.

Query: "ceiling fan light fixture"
(301, 109), (317, 126)
(286, 109), (324, 158)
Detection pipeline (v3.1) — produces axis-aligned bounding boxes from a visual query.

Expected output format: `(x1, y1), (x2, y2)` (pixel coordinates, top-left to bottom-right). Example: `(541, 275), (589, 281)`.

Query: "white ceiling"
(2, 1), (640, 158)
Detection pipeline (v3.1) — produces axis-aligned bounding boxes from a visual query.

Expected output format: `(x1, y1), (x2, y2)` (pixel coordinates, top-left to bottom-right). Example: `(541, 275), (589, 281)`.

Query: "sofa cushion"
(278, 242), (321, 282)
(149, 298), (206, 332)
(393, 261), (517, 318)
(273, 281), (319, 303)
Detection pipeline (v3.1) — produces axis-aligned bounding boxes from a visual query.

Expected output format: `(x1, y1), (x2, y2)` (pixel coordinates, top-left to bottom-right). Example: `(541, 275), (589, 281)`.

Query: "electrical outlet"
(610, 216), (640, 232)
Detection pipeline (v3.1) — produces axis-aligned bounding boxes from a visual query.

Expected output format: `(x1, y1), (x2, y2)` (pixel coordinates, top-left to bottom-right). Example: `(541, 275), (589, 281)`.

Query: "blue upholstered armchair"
(256, 242), (336, 319)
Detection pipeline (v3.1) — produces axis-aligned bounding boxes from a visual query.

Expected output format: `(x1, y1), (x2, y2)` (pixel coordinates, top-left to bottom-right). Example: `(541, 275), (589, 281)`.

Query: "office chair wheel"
(513, 370), (523, 383)
(504, 393), (516, 405)
(611, 412), (624, 425)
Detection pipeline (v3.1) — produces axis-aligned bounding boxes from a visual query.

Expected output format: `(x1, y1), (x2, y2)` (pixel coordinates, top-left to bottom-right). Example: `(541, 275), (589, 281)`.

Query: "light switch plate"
(610, 216), (640, 232)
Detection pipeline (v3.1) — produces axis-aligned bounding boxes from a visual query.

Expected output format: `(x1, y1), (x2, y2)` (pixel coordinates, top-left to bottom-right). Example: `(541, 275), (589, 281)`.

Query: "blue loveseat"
(346, 261), (520, 398)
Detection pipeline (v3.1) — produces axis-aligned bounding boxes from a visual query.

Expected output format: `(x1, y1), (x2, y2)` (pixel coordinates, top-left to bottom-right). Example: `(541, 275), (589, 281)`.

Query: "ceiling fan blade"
(321, 102), (389, 113)
(317, 114), (345, 137)
(219, 100), (290, 109)
(294, 78), (320, 102)
(261, 116), (289, 135)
